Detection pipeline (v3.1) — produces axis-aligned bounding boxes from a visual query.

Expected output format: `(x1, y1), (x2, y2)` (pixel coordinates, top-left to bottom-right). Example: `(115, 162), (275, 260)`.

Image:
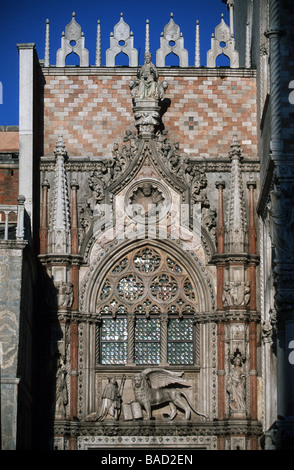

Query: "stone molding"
(40, 66), (256, 78)
(53, 419), (262, 439)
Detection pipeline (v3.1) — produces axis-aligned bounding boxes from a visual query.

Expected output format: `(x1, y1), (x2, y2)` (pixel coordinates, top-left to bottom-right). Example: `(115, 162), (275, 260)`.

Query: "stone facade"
(0, 0), (293, 451)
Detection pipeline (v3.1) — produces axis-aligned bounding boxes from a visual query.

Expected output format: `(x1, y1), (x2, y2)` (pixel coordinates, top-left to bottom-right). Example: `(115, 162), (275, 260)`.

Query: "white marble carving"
(106, 13), (138, 67)
(206, 14), (239, 68)
(156, 13), (188, 67)
(49, 136), (71, 254)
(56, 12), (89, 67)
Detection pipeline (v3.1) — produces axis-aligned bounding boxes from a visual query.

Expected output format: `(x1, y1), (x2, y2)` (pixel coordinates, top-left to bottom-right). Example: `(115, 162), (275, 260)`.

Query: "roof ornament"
(106, 12), (138, 67)
(56, 12), (89, 67)
(156, 13), (188, 67)
(206, 13), (239, 68)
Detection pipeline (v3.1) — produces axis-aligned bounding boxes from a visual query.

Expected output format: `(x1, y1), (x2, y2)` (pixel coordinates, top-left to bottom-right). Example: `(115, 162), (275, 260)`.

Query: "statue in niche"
(129, 52), (168, 101)
(243, 281), (251, 306)
(55, 281), (74, 308)
(222, 281), (249, 307)
(222, 281), (232, 307)
(227, 350), (246, 414)
(55, 357), (68, 417)
(86, 376), (124, 422)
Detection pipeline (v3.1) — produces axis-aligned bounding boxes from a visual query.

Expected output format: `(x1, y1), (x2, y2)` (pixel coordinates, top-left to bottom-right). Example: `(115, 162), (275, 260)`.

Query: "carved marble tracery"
(95, 246), (199, 367)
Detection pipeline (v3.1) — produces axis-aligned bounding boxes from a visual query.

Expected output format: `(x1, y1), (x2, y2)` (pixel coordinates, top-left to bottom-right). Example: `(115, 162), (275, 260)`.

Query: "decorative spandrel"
(95, 245), (199, 366)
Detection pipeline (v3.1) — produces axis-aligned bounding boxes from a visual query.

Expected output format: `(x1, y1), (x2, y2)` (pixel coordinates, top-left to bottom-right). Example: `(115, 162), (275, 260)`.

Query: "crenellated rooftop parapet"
(44, 10), (243, 69)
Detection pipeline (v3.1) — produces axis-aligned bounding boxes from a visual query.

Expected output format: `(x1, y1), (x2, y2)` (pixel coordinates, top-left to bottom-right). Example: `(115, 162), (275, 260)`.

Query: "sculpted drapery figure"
(227, 351), (246, 413)
(86, 377), (123, 422)
(137, 52), (159, 100)
(129, 52), (168, 101)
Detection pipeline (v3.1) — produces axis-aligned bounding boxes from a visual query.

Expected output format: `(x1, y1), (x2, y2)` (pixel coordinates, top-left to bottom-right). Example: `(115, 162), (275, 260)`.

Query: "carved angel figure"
(132, 368), (207, 421)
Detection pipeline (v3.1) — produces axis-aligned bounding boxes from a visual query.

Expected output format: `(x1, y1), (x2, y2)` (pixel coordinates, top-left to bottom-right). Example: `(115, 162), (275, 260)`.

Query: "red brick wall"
(43, 70), (257, 158)
(0, 168), (19, 205)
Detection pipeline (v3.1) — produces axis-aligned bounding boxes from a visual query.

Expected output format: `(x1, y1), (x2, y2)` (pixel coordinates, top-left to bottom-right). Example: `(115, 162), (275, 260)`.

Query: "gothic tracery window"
(96, 246), (199, 366)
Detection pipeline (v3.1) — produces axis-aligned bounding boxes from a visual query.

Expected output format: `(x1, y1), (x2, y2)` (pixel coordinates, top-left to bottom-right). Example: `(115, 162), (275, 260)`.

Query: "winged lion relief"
(131, 368), (208, 421)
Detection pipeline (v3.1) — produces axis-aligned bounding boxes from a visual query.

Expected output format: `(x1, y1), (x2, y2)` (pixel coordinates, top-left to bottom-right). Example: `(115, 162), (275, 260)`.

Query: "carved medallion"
(125, 180), (171, 224)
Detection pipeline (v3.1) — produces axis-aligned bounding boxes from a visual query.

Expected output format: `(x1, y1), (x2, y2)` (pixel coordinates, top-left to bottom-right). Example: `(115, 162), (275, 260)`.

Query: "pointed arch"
(82, 238), (215, 316)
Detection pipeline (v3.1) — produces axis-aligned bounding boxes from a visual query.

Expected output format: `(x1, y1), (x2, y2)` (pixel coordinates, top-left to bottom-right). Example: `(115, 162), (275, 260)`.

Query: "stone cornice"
(210, 253), (260, 266)
(0, 239), (28, 250)
(41, 66), (257, 79)
(194, 309), (261, 323)
(38, 253), (83, 266)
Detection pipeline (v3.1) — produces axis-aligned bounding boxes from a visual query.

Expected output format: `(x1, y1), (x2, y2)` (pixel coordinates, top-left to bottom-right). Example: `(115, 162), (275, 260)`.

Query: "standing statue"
(55, 357), (68, 418)
(226, 351), (246, 413)
(132, 368), (208, 421)
(243, 281), (251, 306)
(86, 376), (125, 422)
(222, 281), (232, 307)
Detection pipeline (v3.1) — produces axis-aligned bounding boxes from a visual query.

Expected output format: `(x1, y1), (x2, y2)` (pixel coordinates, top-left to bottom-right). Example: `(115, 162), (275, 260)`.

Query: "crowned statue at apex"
(129, 52), (168, 102)
(129, 52), (168, 138)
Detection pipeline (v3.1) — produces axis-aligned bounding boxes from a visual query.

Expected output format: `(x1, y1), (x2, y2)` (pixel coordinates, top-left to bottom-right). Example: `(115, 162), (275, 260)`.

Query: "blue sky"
(0, 0), (229, 125)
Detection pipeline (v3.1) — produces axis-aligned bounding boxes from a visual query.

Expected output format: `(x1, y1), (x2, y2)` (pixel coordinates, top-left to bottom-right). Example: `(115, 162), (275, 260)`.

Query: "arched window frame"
(95, 245), (200, 367)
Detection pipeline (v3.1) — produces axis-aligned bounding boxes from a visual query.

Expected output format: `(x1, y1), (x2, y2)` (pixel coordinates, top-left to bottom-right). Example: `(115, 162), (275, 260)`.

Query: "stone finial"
(145, 19), (150, 55)
(56, 12), (89, 67)
(44, 19), (50, 67)
(95, 20), (101, 66)
(206, 14), (239, 68)
(195, 20), (200, 67)
(106, 13), (138, 66)
(229, 134), (243, 160)
(156, 13), (188, 67)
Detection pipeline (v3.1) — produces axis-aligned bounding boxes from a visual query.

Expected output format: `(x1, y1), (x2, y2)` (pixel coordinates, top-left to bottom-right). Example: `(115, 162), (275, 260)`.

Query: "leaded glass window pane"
(101, 318), (127, 341)
(135, 318), (161, 341)
(100, 318), (127, 365)
(167, 318), (194, 365)
(168, 318), (193, 341)
(135, 318), (160, 364)
(168, 342), (194, 365)
(135, 342), (160, 364)
(101, 342), (127, 365)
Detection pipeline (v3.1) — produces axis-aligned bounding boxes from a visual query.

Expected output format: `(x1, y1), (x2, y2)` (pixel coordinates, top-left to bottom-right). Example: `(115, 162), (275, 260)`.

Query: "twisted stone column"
(126, 312), (136, 365)
(160, 312), (169, 366)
